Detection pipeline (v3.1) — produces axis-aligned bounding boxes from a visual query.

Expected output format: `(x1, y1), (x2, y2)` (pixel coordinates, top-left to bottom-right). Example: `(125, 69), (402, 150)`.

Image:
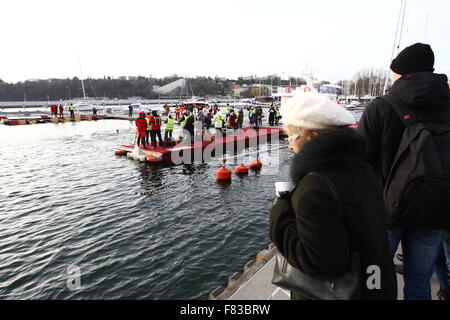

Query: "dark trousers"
(136, 136), (147, 148)
(434, 240), (450, 292)
(70, 110), (75, 118)
(388, 227), (442, 299)
(164, 129), (173, 140)
(129, 110), (133, 117)
(151, 129), (163, 148)
(269, 116), (275, 126)
(146, 130), (151, 145)
(188, 129), (194, 143)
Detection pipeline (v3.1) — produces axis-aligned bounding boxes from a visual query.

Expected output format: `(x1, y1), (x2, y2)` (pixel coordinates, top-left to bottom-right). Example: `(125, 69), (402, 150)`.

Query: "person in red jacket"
(50, 104), (57, 117)
(149, 110), (163, 148)
(228, 109), (237, 131)
(135, 112), (148, 148)
(59, 104), (64, 117)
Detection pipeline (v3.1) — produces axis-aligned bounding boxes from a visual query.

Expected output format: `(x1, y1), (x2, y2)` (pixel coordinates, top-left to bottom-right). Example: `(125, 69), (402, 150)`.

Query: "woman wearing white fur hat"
(269, 93), (397, 300)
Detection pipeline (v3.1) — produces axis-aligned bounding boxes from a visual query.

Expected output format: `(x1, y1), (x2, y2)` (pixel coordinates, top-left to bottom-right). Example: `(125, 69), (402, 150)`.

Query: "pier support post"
(244, 260), (256, 272)
(228, 272), (242, 287)
(208, 286), (225, 300)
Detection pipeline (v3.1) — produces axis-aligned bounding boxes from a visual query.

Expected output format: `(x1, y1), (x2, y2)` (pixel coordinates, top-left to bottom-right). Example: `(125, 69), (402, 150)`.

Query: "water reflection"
(135, 162), (165, 195)
(215, 179), (232, 189)
(179, 164), (207, 176)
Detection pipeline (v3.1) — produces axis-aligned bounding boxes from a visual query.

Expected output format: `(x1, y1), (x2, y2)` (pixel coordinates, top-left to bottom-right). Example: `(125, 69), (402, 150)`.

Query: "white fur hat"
(281, 93), (355, 129)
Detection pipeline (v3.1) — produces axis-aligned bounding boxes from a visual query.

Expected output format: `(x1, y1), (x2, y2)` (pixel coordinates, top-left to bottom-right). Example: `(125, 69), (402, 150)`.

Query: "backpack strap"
(380, 95), (417, 127)
(307, 172), (343, 208)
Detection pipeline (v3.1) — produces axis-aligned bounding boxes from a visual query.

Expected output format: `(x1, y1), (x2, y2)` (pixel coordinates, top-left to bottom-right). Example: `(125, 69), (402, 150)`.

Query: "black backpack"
(381, 95), (450, 229)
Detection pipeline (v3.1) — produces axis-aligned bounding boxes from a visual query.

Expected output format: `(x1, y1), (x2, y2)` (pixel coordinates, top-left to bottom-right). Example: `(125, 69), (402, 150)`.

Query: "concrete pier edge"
(209, 243), (277, 300)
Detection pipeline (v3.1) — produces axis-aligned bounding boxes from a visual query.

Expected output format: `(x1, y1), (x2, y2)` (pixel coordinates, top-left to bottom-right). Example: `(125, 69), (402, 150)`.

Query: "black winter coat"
(358, 72), (450, 188)
(184, 115), (195, 133)
(358, 72), (450, 229)
(269, 127), (397, 300)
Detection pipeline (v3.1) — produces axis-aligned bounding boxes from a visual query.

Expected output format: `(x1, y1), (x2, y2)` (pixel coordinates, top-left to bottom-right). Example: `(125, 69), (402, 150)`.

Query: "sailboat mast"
(187, 77), (194, 98)
(77, 50), (87, 100)
(383, 0), (407, 95)
(396, 0), (407, 55)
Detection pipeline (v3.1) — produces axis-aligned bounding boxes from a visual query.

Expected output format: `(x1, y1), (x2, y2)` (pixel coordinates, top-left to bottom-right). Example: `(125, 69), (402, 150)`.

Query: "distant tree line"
(0, 76), (238, 101)
(0, 75), (274, 101)
(0, 69), (391, 101)
(338, 68), (390, 97)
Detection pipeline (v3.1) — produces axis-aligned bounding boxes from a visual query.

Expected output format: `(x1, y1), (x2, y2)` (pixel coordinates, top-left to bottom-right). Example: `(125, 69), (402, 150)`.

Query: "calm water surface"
(0, 119), (292, 299)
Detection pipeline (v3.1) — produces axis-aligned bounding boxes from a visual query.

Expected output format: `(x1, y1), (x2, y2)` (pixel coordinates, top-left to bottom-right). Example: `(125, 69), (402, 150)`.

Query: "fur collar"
(290, 127), (367, 183)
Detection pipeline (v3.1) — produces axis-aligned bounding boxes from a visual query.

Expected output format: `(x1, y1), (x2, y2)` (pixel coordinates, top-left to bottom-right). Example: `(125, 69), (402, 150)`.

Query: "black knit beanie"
(390, 43), (435, 75)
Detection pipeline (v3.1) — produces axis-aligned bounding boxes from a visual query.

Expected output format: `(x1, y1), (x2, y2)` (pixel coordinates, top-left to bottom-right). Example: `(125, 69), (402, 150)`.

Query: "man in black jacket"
(183, 112), (195, 143)
(358, 43), (450, 300)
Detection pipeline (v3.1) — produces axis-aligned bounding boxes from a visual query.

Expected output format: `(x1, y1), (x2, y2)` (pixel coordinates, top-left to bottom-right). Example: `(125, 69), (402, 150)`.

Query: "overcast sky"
(1, 0), (449, 83)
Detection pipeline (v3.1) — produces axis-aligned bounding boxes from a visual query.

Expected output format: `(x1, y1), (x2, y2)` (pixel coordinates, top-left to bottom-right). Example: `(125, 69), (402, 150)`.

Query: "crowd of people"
(133, 102), (283, 148)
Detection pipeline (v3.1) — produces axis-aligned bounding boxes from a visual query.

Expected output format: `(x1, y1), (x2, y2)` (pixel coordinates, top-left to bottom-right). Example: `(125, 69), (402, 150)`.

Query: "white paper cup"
(275, 182), (295, 197)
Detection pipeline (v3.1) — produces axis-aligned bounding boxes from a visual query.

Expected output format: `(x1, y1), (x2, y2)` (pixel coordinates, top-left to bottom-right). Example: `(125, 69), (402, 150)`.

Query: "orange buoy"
(115, 150), (125, 155)
(234, 164), (249, 175)
(249, 159), (263, 169)
(216, 167), (232, 181)
(146, 156), (161, 163)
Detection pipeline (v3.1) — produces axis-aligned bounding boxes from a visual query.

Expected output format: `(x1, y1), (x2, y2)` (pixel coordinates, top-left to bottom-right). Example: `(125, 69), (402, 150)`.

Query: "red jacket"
(146, 115), (153, 129)
(135, 116), (148, 137)
(150, 116), (161, 130)
(229, 113), (237, 127)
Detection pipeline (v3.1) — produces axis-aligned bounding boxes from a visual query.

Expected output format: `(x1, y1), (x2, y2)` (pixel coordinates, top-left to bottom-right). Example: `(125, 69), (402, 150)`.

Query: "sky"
(1, 0), (449, 83)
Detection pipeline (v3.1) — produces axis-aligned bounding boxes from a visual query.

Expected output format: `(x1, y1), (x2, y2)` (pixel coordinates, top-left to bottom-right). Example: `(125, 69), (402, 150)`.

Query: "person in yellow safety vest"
(214, 112), (225, 133)
(180, 113), (189, 128)
(275, 107), (281, 125)
(69, 103), (75, 118)
(164, 115), (174, 140)
(225, 104), (231, 121)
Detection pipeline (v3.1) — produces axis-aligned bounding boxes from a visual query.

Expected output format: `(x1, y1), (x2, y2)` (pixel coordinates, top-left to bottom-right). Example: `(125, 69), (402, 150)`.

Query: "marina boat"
(271, 73), (344, 109)
(345, 100), (362, 109)
(70, 53), (103, 113)
(120, 101), (142, 113)
(63, 101), (96, 113)
(139, 103), (168, 113)
(73, 101), (101, 112)
(180, 96), (211, 110)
